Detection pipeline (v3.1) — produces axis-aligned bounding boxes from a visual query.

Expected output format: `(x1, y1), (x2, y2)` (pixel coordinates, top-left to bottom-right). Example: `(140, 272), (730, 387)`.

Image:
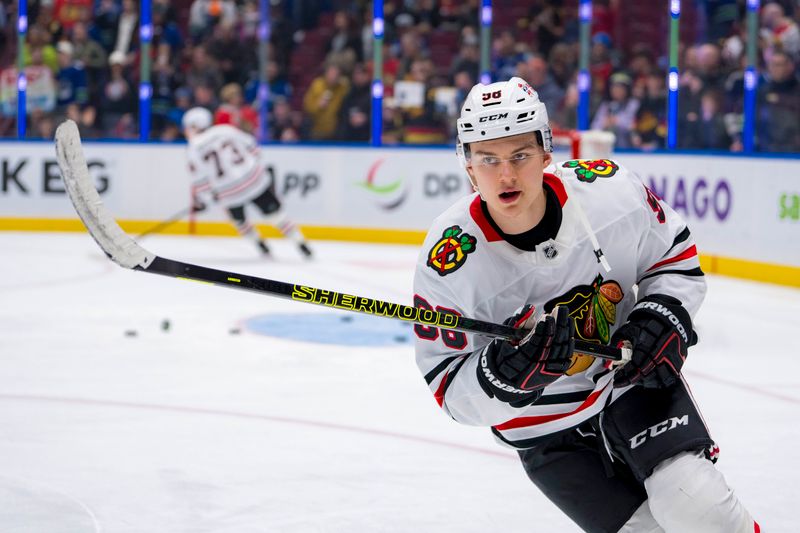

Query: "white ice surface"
(0, 232), (797, 532)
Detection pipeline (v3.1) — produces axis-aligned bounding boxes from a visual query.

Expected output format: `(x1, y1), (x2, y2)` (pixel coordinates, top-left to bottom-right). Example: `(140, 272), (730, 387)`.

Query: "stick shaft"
(144, 257), (622, 360)
(136, 206), (193, 238)
(55, 119), (623, 362)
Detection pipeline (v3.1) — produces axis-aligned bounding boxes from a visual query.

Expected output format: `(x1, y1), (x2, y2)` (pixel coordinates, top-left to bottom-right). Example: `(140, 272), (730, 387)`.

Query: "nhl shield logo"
(427, 225), (477, 276)
(543, 243), (558, 260)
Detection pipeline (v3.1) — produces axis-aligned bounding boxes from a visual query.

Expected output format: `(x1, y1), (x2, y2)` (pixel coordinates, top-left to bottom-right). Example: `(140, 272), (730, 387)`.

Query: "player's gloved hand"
(612, 294), (693, 389)
(477, 305), (574, 408)
(191, 200), (207, 213)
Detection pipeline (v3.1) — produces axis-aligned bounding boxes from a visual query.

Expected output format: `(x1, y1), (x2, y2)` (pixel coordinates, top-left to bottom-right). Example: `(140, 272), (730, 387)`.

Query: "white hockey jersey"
(187, 124), (270, 208)
(413, 159), (706, 449)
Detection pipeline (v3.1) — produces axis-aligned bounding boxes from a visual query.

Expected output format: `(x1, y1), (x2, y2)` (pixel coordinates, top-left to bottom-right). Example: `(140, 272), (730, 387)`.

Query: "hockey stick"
(55, 120), (626, 361)
(136, 205), (194, 239)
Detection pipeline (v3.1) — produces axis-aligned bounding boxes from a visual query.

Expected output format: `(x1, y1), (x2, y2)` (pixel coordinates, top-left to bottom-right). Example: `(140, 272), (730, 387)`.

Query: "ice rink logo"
(356, 158), (409, 210)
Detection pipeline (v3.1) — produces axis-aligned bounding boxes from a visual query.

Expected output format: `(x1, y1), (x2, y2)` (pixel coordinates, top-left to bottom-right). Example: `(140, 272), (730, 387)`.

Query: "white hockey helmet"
(456, 77), (553, 167)
(182, 107), (213, 132)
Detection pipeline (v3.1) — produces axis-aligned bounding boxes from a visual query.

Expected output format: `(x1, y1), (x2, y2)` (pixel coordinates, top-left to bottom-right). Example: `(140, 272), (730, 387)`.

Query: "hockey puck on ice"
(340, 315), (354, 322)
(229, 328), (241, 335)
(161, 319), (171, 332)
(393, 335), (407, 343)
(124, 330), (138, 337)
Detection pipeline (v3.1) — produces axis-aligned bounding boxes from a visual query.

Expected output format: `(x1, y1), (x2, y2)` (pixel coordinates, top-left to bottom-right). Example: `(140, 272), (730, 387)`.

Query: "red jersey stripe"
(493, 385), (607, 430)
(434, 370), (450, 407)
(469, 196), (503, 242)
(543, 173), (567, 207)
(647, 245), (697, 272)
(217, 166), (263, 199)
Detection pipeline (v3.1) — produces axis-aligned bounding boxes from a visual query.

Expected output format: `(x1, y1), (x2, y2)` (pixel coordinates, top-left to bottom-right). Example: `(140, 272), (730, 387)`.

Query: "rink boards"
(0, 141), (797, 286)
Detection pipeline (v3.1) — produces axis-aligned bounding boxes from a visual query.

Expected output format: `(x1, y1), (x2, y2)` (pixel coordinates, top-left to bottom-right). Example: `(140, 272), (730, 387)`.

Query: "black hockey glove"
(477, 305), (574, 408)
(612, 294), (693, 389)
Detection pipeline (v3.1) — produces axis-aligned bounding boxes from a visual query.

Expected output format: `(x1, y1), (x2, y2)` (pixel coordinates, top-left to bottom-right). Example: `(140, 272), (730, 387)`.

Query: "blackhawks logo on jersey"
(544, 274), (624, 375)
(562, 159), (619, 183)
(427, 225), (477, 277)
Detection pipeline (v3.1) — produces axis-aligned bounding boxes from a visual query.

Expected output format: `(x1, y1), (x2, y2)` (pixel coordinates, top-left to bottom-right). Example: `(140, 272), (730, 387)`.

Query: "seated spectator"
(214, 82), (258, 134)
(449, 35), (480, 83)
(396, 28), (428, 80)
(326, 10), (363, 74)
(757, 51), (800, 152)
(189, 0), (237, 43)
(193, 83), (218, 110)
(91, 0), (120, 53)
(267, 60), (292, 104)
(71, 21), (108, 90)
(761, 2), (800, 61)
(207, 21), (251, 85)
(151, 1), (183, 61)
(302, 63), (350, 140)
(632, 71), (667, 150)
(336, 62), (371, 141)
(240, 0), (260, 41)
(35, 2), (64, 44)
(548, 43), (576, 89)
(553, 79), (579, 130)
(112, 0), (138, 61)
(529, 0), (565, 59)
(677, 69), (704, 146)
(681, 88), (732, 150)
(65, 102), (100, 139)
(100, 51), (136, 133)
(23, 25), (59, 73)
(270, 96), (303, 141)
(492, 29), (526, 82)
(5, 44), (56, 138)
(166, 87), (193, 136)
(54, 41), (88, 114)
(185, 45), (223, 95)
(398, 58), (447, 144)
(591, 72), (639, 148)
(695, 43), (726, 92)
(590, 32), (615, 91)
(151, 45), (184, 137)
(525, 54), (565, 115)
(27, 108), (56, 139)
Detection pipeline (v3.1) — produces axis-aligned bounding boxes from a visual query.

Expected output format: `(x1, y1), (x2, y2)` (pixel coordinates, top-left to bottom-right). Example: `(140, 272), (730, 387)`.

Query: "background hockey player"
(182, 107), (312, 258)
(413, 77), (757, 532)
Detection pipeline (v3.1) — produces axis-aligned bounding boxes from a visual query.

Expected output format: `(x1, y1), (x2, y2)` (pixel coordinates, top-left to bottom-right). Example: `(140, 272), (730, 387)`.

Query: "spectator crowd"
(0, 0), (798, 153)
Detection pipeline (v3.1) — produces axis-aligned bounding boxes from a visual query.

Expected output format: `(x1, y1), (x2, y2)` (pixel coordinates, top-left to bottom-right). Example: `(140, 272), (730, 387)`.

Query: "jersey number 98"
(413, 295), (467, 350)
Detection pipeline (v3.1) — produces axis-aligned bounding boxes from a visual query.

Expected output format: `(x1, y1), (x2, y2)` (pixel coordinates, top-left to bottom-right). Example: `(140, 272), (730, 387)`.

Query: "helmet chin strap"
(466, 168), (485, 200)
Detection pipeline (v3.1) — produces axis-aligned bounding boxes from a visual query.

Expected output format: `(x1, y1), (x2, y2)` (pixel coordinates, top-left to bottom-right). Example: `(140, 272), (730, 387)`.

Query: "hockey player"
(182, 107), (312, 258)
(413, 78), (757, 532)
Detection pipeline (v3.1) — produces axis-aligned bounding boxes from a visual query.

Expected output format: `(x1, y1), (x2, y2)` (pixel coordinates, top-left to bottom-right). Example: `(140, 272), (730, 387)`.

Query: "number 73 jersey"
(186, 124), (270, 208)
(412, 160), (706, 449)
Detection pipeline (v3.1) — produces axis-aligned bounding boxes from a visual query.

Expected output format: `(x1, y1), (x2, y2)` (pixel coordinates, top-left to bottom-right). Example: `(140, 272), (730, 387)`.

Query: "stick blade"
(55, 120), (155, 270)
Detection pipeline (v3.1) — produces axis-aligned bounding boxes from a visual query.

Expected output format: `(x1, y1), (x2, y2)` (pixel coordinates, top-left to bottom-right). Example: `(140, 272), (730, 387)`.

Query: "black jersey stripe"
(666, 227), (691, 254)
(638, 266), (705, 283)
(424, 355), (462, 385)
(439, 356), (468, 399)
(535, 389), (594, 405)
(492, 425), (578, 449)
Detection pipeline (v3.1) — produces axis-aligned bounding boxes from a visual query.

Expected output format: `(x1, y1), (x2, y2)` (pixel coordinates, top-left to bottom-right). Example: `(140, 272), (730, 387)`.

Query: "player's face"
(466, 133), (552, 234)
